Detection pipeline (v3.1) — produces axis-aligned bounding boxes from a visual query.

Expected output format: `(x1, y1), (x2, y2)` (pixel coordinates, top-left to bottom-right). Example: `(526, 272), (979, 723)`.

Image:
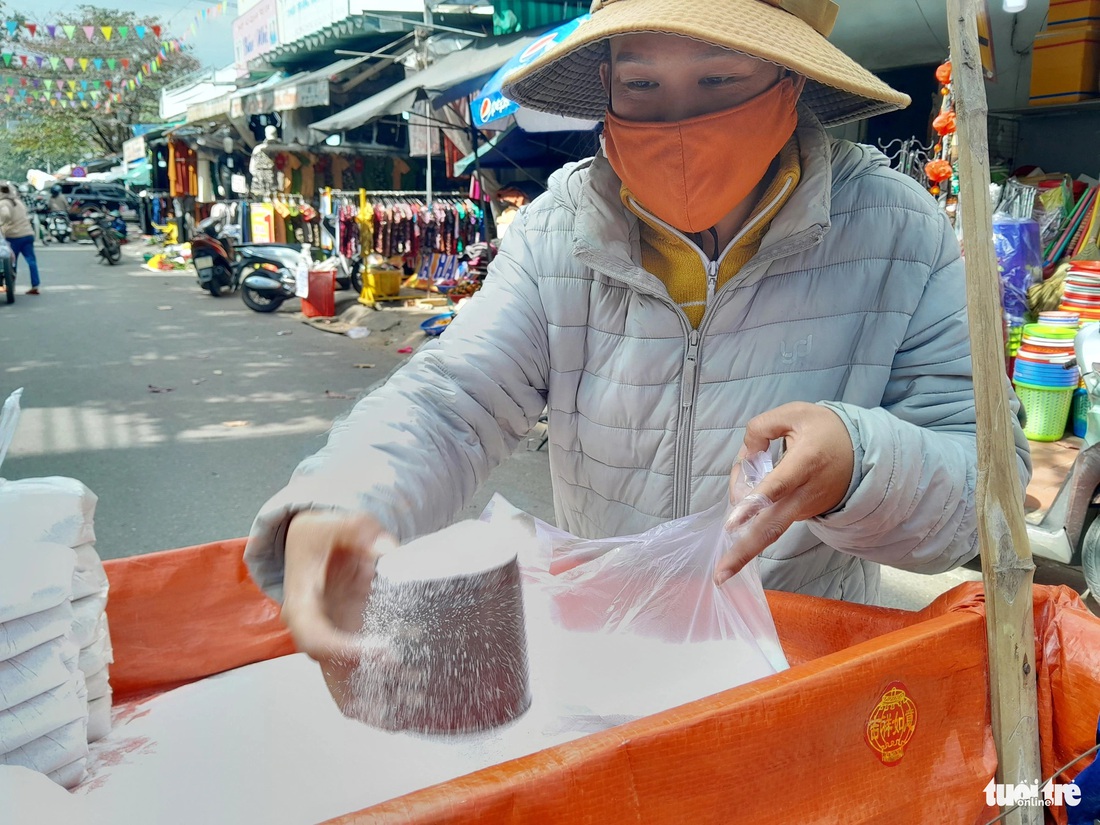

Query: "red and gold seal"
(865, 681), (917, 766)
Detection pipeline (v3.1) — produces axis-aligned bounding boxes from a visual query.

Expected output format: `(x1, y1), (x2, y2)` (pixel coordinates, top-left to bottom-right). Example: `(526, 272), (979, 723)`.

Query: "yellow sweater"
(623, 137), (801, 328)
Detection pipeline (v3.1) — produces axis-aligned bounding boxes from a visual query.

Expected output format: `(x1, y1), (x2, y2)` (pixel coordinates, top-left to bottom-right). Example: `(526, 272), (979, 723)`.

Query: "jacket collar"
(570, 105), (834, 295)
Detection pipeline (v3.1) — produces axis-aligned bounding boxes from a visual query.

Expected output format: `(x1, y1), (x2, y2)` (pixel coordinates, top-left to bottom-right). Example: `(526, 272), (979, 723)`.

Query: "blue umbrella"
(472, 15), (597, 133)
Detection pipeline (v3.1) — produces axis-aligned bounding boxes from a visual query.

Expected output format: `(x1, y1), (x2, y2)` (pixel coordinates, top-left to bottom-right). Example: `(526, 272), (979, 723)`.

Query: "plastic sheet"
(93, 542), (1100, 824)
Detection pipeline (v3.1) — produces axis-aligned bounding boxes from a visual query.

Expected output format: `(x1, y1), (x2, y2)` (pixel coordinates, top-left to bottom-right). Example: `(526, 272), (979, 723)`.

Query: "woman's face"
(601, 33), (786, 123)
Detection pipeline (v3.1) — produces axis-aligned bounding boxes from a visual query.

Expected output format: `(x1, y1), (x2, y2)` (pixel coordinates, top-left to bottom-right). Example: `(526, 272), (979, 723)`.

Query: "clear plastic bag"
(511, 451), (788, 678)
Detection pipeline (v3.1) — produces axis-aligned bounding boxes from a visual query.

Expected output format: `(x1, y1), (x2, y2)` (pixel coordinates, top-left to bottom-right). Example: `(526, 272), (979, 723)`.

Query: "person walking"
(0, 182), (41, 295)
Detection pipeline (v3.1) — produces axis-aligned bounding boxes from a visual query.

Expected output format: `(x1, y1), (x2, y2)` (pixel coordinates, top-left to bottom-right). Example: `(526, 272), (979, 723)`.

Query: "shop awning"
(187, 94), (233, 124)
(234, 56), (371, 116)
(309, 30), (546, 134)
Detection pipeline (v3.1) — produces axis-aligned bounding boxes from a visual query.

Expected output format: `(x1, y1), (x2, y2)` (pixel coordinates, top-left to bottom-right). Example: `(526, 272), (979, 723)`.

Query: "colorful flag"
(134, 25), (145, 40)
(100, 26), (112, 41)
(118, 26), (128, 39)
(62, 24), (76, 40)
(64, 57), (74, 70)
(93, 58), (102, 70)
(79, 58), (89, 72)
(25, 24), (36, 37)
(82, 25), (95, 41)
(46, 25), (56, 38)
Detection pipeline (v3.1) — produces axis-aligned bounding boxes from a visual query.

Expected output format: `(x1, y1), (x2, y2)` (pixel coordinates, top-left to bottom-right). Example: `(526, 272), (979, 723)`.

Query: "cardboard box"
(1047, 0), (1100, 27)
(1029, 23), (1100, 105)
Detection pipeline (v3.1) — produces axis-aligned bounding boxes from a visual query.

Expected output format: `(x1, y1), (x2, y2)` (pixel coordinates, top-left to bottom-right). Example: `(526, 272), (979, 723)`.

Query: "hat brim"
(503, 0), (911, 127)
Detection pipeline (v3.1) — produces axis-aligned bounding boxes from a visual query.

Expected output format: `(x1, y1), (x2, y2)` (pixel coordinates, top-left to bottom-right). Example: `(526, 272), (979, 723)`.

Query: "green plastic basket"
(1014, 382), (1074, 442)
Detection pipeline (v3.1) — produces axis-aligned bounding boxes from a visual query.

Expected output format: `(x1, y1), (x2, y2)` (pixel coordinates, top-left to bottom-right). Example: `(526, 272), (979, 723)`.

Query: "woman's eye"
(700, 76), (735, 87)
(623, 80), (658, 91)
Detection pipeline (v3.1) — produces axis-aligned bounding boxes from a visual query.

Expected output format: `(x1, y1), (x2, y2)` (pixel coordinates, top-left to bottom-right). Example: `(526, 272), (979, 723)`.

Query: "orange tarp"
(101, 541), (1100, 824)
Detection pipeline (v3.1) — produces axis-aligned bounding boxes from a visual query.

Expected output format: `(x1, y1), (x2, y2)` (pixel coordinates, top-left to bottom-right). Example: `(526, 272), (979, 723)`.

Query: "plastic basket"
(1014, 382), (1074, 441)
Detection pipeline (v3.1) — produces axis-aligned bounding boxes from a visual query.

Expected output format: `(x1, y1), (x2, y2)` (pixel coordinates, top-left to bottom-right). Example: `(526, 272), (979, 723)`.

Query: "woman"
(0, 182), (40, 295)
(245, 0), (1031, 708)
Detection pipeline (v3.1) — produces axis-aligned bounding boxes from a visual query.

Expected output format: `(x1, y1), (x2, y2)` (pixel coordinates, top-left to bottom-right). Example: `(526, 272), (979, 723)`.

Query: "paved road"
(0, 240), (555, 559)
(1, 238), (1090, 611)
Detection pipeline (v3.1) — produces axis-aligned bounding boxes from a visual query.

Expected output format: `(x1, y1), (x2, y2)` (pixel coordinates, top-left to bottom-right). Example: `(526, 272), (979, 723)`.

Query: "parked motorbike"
(45, 211), (72, 243)
(240, 248), (364, 313)
(0, 229), (14, 305)
(191, 216), (362, 311)
(82, 209), (123, 265)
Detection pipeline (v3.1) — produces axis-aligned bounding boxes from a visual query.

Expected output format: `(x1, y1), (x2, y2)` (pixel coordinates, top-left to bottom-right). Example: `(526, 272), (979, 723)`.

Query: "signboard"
(233, 0), (281, 74)
(122, 135), (146, 166)
(274, 78), (330, 110)
(348, 0), (424, 13)
(277, 0), (347, 46)
(250, 202), (275, 243)
(71, 167), (86, 178)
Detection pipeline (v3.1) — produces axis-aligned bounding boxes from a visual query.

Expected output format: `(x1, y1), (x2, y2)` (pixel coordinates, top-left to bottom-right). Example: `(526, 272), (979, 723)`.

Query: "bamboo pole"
(945, 1), (1042, 821)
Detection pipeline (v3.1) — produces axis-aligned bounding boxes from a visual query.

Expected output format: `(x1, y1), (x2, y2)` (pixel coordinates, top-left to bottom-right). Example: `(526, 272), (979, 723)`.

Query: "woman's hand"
(282, 510), (397, 713)
(714, 402), (854, 585)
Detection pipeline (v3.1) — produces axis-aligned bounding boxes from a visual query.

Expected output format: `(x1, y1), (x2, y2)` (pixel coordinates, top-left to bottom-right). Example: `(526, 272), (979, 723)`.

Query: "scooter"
(191, 215), (311, 298)
(192, 216), (363, 310)
(240, 248), (363, 313)
(82, 209), (122, 265)
(1025, 323), (1100, 598)
(0, 229), (14, 304)
(45, 211), (72, 243)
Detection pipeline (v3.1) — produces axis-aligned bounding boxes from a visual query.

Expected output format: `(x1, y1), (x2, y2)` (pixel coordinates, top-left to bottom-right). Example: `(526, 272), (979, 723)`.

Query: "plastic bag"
(992, 217), (1043, 328)
(526, 452), (786, 674)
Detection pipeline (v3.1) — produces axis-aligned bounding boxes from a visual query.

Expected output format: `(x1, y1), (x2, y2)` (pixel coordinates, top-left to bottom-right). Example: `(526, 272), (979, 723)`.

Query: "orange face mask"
(603, 75), (804, 235)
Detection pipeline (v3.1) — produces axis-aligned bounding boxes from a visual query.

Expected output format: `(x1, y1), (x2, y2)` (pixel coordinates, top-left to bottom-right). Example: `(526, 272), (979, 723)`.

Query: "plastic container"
(301, 269), (336, 318)
(1073, 386), (1090, 438)
(1015, 382), (1075, 441)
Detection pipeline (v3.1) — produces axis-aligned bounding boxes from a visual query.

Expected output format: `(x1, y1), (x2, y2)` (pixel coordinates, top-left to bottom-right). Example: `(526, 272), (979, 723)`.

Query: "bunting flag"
(4, 21), (16, 36)
(80, 80), (87, 90)
(35, 56), (43, 68)
(78, 57), (88, 72)
(117, 26), (128, 40)
(61, 24), (75, 40)
(49, 56), (59, 70)
(25, 24), (36, 37)
(63, 57), (74, 70)
(100, 26), (111, 41)
(82, 25), (94, 41)
(46, 25), (55, 38)
(93, 58), (102, 70)
(67, 79), (75, 91)
(134, 25), (145, 40)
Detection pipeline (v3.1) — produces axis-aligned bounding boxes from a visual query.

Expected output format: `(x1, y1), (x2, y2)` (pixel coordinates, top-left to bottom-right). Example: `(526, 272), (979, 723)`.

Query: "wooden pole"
(946, 0), (1042, 820)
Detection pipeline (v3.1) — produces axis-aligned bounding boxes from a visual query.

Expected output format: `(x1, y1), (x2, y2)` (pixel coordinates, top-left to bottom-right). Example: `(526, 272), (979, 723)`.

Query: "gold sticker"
(865, 681), (918, 766)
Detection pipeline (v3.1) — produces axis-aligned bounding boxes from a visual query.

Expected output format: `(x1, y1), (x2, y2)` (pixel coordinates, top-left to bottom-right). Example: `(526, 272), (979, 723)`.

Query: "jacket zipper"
(600, 183), (817, 517)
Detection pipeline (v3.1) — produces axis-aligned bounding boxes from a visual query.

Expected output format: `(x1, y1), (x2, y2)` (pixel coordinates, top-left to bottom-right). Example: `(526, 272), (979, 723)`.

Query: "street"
(0, 238), (556, 559)
(2, 237), (1091, 611)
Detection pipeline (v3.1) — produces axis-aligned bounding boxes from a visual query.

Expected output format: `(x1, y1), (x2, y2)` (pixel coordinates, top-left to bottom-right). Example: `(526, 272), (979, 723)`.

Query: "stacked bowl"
(1059, 262), (1100, 323)
(1012, 322), (1080, 441)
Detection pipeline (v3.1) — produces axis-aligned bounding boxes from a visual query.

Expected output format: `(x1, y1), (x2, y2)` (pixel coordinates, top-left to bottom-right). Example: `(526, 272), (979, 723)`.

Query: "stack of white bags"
(0, 389), (112, 789)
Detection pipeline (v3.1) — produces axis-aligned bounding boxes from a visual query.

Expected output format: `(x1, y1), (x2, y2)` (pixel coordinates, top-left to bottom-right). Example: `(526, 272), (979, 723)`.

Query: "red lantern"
(935, 61), (952, 85)
(932, 111), (957, 136)
(925, 159), (954, 183)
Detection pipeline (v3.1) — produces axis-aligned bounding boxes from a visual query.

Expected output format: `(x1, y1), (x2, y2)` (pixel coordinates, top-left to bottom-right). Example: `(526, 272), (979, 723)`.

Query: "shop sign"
(122, 135), (146, 166)
(233, 0), (281, 75)
(347, 0), (424, 13)
(71, 167), (86, 178)
(277, 0), (348, 46)
(273, 78), (330, 110)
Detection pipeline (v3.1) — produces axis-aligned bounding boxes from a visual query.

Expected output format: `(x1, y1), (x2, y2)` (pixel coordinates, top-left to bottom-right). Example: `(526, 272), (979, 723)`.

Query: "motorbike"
(45, 211), (72, 243)
(82, 209), (123, 265)
(191, 216), (362, 312)
(0, 229), (13, 305)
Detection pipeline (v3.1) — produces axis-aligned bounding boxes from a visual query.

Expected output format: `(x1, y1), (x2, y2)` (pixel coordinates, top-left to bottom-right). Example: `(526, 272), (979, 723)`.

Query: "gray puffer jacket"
(245, 109), (1031, 604)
